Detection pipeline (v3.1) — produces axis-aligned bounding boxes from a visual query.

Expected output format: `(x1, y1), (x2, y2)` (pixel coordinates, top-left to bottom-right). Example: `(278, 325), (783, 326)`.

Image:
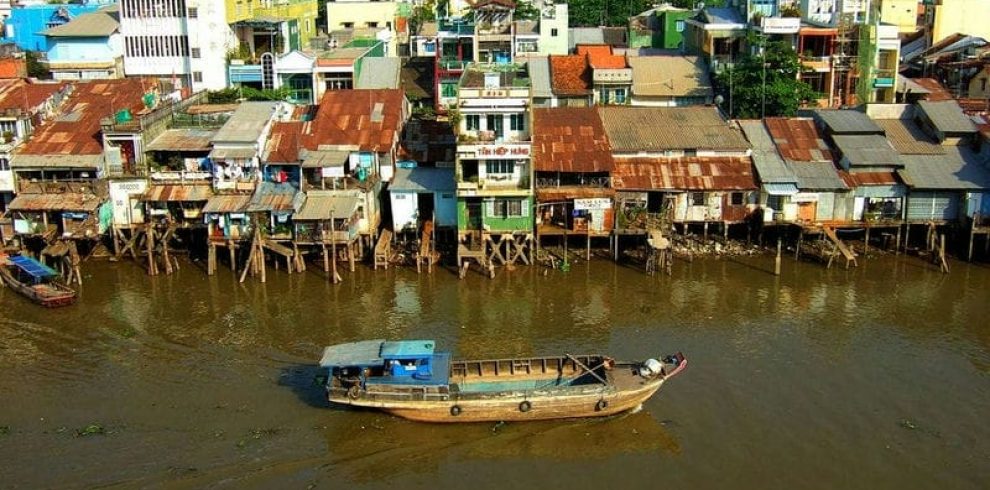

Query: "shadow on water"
(279, 363), (336, 409)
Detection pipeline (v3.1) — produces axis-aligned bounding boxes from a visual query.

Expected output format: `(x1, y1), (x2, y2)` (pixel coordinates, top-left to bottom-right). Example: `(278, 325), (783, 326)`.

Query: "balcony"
(438, 59), (469, 71)
(593, 68), (633, 84)
(149, 170), (213, 182)
(438, 20), (475, 36)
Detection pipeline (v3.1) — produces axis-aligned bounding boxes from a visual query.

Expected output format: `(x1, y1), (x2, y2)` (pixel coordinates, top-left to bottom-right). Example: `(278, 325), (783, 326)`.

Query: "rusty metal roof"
(0, 80), (69, 112)
(875, 119), (944, 155)
(600, 106), (750, 152)
(202, 194), (251, 214)
(612, 156), (757, 191)
(8, 192), (104, 212)
(247, 182), (299, 213)
(264, 121), (303, 164)
(764, 118), (834, 162)
(304, 89), (405, 153)
(142, 184), (213, 202)
(14, 78), (151, 157)
(839, 171), (901, 187)
(532, 107), (613, 173)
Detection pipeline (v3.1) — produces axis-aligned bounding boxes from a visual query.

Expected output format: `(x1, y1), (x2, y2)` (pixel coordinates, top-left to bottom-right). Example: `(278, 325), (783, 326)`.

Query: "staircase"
(823, 226), (858, 269)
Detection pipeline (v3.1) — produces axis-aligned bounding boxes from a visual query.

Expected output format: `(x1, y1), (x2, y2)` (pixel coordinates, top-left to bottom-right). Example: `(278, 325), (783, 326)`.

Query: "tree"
(25, 52), (50, 79)
(713, 38), (819, 119)
(514, 0), (539, 21)
(410, 0), (437, 35)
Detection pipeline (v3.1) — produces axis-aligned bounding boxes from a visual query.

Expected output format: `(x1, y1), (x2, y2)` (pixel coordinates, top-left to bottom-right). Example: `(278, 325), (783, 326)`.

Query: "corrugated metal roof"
(764, 183), (799, 195)
(790, 161), (847, 191)
(146, 128), (216, 152)
(875, 119), (944, 155)
(8, 193), (104, 212)
(264, 121), (303, 164)
(202, 195), (251, 214)
(301, 149), (350, 168)
(839, 171), (901, 187)
(814, 109), (883, 134)
(738, 120), (796, 184)
(391, 167), (456, 192)
(764, 118), (834, 162)
(568, 28), (605, 51)
(246, 182), (299, 212)
(527, 57), (552, 98)
(600, 106), (750, 152)
(14, 78), (151, 158)
(612, 156), (757, 191)
(142, 184), (213, 202)
(304, 89), (404, 153)
(209, 147), (258, 160)
(899, 147), (990, 190)
(704, 7), (745, 24)
(628, 55), (711, 98)
(212, 101), (278, 144)
(9, 154), (104, 169)
(917, 100), (977, 134)
(833, 135), (903, 168)
(356, 57), (401, 89)
(0, 81), (68, 112)
(532, 107), (614, 173)
(294, 191), (362, 221)
(41, 8), (118, 37)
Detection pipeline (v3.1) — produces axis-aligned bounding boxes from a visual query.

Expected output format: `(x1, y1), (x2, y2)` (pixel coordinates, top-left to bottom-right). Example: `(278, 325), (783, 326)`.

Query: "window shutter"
(521, 199), (530, 217)
(485, 199), (494, 218)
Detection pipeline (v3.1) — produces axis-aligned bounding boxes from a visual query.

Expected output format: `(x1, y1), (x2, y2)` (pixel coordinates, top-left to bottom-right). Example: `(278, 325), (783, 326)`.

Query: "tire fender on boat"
(347, 385), (361, 400)
(518, 401), (532, 413)
(450, 405), (462, 416)
(595, 399), (608, 412)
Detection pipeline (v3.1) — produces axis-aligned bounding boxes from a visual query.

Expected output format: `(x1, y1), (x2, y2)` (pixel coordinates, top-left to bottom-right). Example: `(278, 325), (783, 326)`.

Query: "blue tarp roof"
(8, 256), (58, 279)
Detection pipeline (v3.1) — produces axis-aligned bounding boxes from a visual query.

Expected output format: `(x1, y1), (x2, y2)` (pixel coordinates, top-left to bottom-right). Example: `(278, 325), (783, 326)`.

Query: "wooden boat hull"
(0, 266), (77, 307)
(381, 378), (665, 423)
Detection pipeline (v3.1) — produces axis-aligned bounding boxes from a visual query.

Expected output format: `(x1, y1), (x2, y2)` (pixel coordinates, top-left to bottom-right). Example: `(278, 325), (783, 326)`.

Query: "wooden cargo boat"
(0, 255), (77, 307)
(319, 340), (687, 423)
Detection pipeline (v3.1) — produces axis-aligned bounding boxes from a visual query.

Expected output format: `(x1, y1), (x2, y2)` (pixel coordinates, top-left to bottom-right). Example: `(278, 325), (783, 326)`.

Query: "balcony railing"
(438, 59), (469, 71)
(438, 20), (475, 35)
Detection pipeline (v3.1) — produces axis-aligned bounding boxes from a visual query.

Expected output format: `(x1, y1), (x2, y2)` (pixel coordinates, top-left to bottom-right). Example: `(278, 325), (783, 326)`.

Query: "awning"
(294, 192), (361, 221)
(202, 194), (251, 214)
(764, 183), (799, 196)
(146, 129), (216, 152)
(142, 184), (214, 202)
(301, 149), (349, 168)
(209, 147), (258, 160)
(7, 255), (59, 279)
(8, 193), (104, 212)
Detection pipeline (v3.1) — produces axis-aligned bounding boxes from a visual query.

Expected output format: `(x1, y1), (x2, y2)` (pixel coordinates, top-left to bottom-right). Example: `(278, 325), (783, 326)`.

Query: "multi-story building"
(41, 5), (123, 80)
(2, 1), (113, 51)
(926, 0), (990, 46)
(325, 0), (399, 55)
(454, 63), (534, 269)
(120, 0), (318, 93)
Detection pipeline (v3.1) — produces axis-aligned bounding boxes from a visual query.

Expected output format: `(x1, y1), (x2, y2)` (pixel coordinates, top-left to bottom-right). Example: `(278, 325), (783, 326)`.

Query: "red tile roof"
(550, 55), (592, 95)
(0, 80), (68, 112)
(839, 170), (901, 187)
(764, 117), (834, 162)
(576, 44), (626, 69)
(16, 78), (152, 157)
(612, 156), (757, 191)
(265, 121), (303, 164)
(304, 89), (406, 152)
(532, 107), (613, 173)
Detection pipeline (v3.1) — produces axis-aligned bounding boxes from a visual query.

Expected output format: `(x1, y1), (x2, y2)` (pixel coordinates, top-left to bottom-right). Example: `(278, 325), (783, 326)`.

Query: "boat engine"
(639, 358), (664, 378)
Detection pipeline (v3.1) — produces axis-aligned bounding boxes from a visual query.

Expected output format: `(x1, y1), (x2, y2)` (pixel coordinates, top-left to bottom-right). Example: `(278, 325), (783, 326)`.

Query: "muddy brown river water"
(0, 255), (988, 489)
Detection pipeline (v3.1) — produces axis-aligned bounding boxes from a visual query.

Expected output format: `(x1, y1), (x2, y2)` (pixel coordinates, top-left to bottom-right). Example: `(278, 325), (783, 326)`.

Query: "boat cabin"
(320, 339), (451, 388)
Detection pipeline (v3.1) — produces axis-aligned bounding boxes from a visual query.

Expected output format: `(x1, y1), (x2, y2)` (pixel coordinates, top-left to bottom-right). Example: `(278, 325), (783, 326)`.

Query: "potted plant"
(2, 131), (14, 143)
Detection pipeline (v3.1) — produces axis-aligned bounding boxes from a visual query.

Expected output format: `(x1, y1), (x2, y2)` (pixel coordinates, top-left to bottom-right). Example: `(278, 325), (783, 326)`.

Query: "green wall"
(660, 11), (693, 50)
(457, 197), (534, 232)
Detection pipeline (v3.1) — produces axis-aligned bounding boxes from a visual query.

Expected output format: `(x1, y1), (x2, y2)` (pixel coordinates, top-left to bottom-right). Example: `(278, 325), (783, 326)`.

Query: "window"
(510, 113), (526, 131)
(440, 82), (457, 98)
(614, 88), (626, 104)
(367, 22), (379, 28)
(675, 20), (685, 32)
(423, 41), (436, 53)
(193, 71), (203, 83)
(191, 48), (200, 58)
(466, 114), (480, 131)
(486, 114), (504, 138)
(0, 120), (16, 138)
(0, 158), (9, 171)
(730, 192), (744, 206)
(342, 22), (354, 29)
(488, 198), (528, 218)
(188, 7), (198, 18)
(551, 28), (558, 37)
(691, 192), (705, 206)
(485, 160), (513, 175)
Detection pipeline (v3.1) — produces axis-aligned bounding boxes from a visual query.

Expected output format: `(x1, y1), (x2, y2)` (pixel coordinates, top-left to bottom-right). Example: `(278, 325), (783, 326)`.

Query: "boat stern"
(661, 352), (687, 379)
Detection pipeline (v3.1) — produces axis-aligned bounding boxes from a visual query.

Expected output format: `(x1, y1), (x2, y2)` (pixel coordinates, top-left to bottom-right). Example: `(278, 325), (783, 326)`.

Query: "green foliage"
(514, 0), (539, 21)
(713, 39), (819, 119)
(241, 86), (291, 101)
(566, 0), (652, 27)
(410, 0), (437, 34)
(207, 88), (241, 104)
(25, 51), (50, 79)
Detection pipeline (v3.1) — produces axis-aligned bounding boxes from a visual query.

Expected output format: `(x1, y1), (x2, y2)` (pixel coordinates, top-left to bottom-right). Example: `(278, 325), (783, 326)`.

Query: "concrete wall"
(933, 0), (990, 45)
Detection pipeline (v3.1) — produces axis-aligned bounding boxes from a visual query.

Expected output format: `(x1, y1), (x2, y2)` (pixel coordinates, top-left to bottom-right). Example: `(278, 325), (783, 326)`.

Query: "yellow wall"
(225, 0), (320, 46)
(933, 0), (990, 44)
(878, 0), (918, 33)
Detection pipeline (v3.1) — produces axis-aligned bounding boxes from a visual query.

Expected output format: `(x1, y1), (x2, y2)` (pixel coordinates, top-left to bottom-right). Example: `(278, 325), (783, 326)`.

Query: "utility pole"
(761, 34), (767, 120)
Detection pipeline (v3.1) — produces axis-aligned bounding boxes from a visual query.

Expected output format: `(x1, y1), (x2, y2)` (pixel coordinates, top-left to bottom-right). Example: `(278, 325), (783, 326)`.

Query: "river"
(0, 255), (988, 489)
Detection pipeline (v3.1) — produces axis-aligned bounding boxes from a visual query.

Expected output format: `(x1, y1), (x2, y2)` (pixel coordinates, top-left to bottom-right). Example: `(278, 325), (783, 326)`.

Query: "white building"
(119, 0), (236, 92)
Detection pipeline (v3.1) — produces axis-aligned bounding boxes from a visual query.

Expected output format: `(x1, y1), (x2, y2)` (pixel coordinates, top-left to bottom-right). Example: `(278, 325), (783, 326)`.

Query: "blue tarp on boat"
(381, 340), (435, 359)
(319, 339), (387, 368)
(8, 256), (58, 279)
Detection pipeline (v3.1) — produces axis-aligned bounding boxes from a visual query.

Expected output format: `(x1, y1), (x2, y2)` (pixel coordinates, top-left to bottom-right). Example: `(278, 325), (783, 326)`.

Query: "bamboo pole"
(774, 237), (782, 276)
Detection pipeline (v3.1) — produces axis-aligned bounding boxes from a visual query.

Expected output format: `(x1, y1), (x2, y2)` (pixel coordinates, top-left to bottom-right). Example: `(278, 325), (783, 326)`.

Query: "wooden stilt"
(207, 242), (216, 275)
(795, 229), (802, 260)
(864, 227), (870, 256)
(904, 224), (910, 253)
(774, 237), (782, 276)
(146, 226), (157, 276)
(228, 240), (236, 272)
(348, 242), (355, 272)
